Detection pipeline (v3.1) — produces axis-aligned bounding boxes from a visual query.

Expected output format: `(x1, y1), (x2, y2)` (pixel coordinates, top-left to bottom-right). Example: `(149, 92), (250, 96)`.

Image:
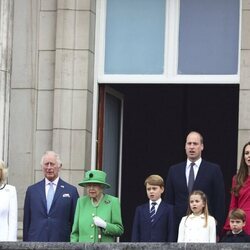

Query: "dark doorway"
(109, 84), (239, 242)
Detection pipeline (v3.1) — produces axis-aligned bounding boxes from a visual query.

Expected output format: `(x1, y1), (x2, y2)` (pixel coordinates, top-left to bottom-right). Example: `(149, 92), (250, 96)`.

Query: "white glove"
(93, 216), (107, 229)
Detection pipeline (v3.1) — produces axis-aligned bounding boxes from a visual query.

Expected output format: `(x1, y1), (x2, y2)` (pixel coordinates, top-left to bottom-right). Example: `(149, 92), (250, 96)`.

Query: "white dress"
(0, 184), (18, 241)
(177, 213), (216, 243)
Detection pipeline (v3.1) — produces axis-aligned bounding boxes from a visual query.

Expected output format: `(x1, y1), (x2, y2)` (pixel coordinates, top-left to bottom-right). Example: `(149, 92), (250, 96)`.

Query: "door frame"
(94, 84), (124, 198)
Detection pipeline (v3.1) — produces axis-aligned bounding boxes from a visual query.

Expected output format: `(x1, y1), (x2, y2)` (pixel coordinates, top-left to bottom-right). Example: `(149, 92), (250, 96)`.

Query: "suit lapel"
(52, 178), (65, 204)
(142, 203), (151, 223)
(193, 160), (205, 188)
(38, 179), (47, 212)
(180, 163), (189, 193)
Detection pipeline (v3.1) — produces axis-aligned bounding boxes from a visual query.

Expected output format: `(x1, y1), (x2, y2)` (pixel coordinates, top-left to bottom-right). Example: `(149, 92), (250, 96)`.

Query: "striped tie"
(150, 202), (157, 223)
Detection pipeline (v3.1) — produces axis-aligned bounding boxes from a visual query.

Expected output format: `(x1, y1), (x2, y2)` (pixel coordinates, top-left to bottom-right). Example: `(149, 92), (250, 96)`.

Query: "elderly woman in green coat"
(70, 170), (124, 242)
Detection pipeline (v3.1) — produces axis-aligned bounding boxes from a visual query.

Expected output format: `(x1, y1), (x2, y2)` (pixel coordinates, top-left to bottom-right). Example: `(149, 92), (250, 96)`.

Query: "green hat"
(78, 170), (111, 188)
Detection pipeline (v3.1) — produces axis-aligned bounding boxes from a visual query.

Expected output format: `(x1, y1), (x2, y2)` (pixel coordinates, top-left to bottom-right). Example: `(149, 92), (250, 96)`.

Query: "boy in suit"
(131, 175), (175, 242)
(220, 208), (250, 242)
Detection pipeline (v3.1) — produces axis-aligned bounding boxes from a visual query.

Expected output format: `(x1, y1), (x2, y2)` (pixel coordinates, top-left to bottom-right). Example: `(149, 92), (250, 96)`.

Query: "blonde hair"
(144, 175), (164, 187)
(0, 160), (8, 184)
(186, 190), (210, 227)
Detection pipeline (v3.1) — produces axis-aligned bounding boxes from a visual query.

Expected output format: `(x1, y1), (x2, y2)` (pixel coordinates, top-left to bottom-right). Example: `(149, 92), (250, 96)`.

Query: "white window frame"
(95, 0), (241, 84)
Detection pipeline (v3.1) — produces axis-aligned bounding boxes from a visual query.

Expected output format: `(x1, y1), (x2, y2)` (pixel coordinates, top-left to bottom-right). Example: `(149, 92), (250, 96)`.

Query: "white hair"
(40, 151), (62, 167)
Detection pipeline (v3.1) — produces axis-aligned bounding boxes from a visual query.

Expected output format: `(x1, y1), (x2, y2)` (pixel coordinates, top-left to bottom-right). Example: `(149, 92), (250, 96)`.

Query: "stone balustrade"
(0, 242), (250, 250)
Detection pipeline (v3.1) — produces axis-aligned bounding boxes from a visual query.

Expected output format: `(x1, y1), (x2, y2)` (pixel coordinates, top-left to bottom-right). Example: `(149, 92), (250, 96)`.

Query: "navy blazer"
(23, 178), (79, 242)
(165, 160), (225, 238)
(131, 200), (175, 242)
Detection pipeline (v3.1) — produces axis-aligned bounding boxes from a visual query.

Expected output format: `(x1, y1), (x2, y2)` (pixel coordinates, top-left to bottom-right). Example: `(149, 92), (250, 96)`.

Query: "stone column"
(238, 0), (250, 163)
(0, 0), (13, 161)
(53, 0), (96, 187)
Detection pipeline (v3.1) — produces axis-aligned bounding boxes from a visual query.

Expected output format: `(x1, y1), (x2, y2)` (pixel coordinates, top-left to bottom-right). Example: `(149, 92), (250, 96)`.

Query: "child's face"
(146, 183), (164, 201)
(189, 194), (205, 215)
(229, 218), (245, 233)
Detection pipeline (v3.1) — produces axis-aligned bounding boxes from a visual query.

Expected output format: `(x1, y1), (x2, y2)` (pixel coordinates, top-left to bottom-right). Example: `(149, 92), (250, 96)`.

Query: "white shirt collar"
(232, 229), (243, 235)
(150, 198), (162, 206)
(45, 177), (59, 186)
(187, 158), (202, 168)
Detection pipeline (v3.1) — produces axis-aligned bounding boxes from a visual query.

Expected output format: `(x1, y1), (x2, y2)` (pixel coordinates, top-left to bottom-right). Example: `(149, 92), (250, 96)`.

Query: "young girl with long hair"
(177, 190), (216, 242)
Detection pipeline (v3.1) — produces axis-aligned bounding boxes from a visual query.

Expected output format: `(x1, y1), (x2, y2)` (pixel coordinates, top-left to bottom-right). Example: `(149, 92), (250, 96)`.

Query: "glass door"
(97, 85), (124, 198)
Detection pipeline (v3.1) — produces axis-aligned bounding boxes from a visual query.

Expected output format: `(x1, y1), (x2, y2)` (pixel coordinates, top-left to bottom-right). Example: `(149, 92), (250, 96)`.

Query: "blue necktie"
(188, 163), (195, 193)
(47, 182), (54, 213)
(150, 202), (157, 223)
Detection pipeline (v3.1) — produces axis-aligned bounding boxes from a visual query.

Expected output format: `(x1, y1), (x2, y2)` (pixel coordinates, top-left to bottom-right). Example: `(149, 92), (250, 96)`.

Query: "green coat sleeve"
(103, 196), (124, 237)
(70, 198), (80, 242)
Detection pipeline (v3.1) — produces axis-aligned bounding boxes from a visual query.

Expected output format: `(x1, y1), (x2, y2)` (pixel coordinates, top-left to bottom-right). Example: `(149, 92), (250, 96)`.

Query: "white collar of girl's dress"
(189, 213), (205, 218)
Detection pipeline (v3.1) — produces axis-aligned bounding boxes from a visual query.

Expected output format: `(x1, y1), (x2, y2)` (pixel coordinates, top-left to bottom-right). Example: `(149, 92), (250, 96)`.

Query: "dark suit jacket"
(165, 160), (225, 239)
(131, 200), (175, 242)
(23, 178), (79, 242)
(220, 230), (250, 242)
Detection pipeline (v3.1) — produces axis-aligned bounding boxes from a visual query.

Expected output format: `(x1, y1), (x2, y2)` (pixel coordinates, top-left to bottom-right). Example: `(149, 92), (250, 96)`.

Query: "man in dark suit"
(165, 131), (225, 240)
(23, 151), (79, 242)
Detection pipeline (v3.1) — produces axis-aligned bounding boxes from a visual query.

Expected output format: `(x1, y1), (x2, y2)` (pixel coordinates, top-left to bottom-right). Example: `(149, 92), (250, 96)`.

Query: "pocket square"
(63, 193), (70, 198)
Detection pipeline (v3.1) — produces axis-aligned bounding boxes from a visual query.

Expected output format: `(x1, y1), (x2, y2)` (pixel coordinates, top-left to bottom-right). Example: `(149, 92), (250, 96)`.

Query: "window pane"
(105, 0), (166, 74)
(178, 0), (240, 75)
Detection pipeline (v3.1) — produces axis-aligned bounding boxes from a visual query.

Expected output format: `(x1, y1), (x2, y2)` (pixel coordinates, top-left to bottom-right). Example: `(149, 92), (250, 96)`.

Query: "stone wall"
(8, 0), (95, 238)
